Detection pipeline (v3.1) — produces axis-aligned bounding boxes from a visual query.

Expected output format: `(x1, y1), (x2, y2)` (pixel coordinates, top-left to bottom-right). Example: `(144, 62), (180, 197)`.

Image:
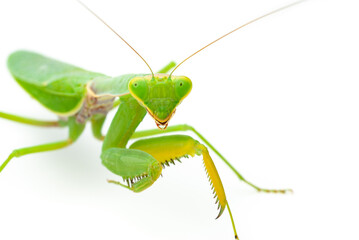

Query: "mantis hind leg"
(131, 124), (292, 194)
(0, 111), (64, 127)
(0, 117), (84, 174)
(91, 114), (106, 141)
(0, 140), (73, 173)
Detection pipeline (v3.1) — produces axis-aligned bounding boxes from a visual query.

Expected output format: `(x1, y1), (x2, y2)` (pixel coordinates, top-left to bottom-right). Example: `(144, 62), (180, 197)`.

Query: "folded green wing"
(91, 74), (147, 97)
(7, 50), (106, 116)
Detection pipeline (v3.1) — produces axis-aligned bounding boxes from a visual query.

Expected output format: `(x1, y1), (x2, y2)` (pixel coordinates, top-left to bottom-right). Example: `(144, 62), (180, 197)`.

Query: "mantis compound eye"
(129, 77), (149, 101)
(129, 74), (192, 130)
(173, 76), (192, 101)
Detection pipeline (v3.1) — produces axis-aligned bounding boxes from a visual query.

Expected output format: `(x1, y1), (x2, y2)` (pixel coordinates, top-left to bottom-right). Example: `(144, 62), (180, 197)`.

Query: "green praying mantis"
(0, 1), (304, 239)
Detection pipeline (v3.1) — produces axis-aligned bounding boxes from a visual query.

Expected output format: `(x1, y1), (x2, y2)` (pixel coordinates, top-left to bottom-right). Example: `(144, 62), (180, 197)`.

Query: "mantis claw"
(130, 135), (228, 219)
(127, 134), (238, 237)
(101, 148), (162, 192)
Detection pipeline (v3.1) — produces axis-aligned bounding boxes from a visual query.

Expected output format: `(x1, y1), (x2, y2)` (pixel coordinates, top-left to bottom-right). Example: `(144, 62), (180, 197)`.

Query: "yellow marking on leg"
(198, 144), (227, 218)
(130, 135), (227, 217)
(130, 134), (238, 238)
(130, 135), (197, 164)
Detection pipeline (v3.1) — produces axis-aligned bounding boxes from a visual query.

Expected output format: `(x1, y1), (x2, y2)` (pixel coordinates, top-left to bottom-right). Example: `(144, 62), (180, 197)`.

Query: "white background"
(0, 0), (358, 239)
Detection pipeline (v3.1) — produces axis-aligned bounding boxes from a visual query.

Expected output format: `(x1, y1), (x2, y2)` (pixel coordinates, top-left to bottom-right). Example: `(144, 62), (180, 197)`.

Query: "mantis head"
(129, 73), (192, 129)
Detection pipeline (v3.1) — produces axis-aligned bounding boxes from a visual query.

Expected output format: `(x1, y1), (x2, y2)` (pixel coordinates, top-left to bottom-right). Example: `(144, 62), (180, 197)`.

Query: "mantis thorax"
(129, 74), (192, 129)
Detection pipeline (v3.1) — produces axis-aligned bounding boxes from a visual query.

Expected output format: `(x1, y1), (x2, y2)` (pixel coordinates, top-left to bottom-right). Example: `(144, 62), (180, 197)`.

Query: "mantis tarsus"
(0, 1), (304, 238)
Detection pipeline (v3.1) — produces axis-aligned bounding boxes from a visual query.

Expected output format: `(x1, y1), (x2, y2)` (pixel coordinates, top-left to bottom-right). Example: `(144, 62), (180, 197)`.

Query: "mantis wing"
(7, 50), (106, 116)
(90, 73), (146, 97)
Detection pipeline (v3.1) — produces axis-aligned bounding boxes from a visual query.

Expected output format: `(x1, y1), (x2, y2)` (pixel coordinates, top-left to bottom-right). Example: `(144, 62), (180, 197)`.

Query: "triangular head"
(129, 73), (192, 129)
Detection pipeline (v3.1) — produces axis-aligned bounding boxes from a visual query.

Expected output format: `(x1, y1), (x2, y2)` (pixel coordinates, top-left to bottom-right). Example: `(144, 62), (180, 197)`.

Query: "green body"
(8, 51), (104, 115)
(0, 1), (303, 238)
(0, 50), (292, 239)
(7, 51), (147, 116)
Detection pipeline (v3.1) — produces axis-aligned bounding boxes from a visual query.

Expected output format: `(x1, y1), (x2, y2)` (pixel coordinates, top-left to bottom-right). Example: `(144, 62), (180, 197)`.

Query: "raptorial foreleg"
(129, 134), (238, 239)
(132, 124), (292, 194)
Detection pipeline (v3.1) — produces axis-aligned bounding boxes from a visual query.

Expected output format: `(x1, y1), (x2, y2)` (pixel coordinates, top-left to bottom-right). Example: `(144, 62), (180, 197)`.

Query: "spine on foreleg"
(196, 143), (227, 218)
(129, 135), (228, 218)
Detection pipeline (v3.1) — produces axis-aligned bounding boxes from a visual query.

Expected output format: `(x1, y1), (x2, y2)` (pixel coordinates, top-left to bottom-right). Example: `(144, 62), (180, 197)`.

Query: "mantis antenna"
(77, 0), (155, 78)
(170, 0), (305, 77)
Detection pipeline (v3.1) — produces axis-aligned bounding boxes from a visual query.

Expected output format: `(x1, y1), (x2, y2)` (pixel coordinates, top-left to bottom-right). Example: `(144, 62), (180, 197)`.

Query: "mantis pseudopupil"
(0, 0), (305, 239)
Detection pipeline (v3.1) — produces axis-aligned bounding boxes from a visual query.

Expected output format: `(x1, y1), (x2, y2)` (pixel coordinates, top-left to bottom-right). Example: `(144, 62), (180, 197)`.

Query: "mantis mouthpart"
(0, 0), (305, 238)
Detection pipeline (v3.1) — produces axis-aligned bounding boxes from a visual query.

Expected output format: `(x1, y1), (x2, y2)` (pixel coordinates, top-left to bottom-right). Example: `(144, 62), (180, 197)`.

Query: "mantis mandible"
(0, 1), (303, 238)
